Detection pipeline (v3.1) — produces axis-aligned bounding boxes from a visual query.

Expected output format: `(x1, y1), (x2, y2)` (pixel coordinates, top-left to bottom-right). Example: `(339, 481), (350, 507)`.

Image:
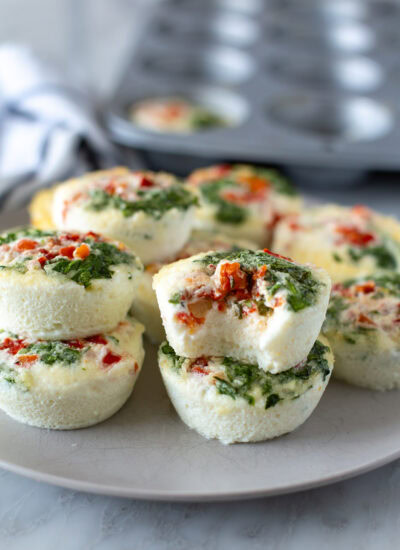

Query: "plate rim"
(1, 441), (400, 502)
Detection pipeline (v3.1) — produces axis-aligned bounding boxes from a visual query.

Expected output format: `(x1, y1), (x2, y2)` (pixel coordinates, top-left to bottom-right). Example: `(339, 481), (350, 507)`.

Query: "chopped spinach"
(161, 339), (331, 408)
(216, 340), (330, 407)
(19, 341), (83, 365)
(348, 244), (397, 270)
(0, 263), (28, 274)
(199, 179), (248, 225)
(0, 227), (54, 246)
(169, 292), (183, 305)
(344, 273), (400, 297)
(218, 357), (260, 405)
(159, 342), (185, 372)
(47, 239), (136, 288)
(190, 109), (226, 129)
(332, 252), (342, 263)
(196, 249), (321, 312)
(256, 300), (273, 316)
(326, 295), (348, 323)
(0, 364), (17, 385)
(87, 185), (197, 220)
(265, 393), (281, 409)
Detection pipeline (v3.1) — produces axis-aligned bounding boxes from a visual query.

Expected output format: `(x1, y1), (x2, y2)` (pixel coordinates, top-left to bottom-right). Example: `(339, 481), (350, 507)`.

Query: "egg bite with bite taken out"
(132, 230), (258, 343)
(153, 248), (331, 373)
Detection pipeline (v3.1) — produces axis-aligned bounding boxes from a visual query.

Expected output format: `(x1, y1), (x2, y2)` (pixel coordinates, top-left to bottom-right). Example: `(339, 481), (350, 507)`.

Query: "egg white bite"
(129, 97), (226, 133)
(273, 204), (400, 283)
(0, 317), (144, 429)
(323, 273), (400, 390)
(153, 248), (331, 373)
(52, 167), (197, 264)
(0, 227), (142, 340)
(159, 335), (333, 444)
(132, 231), (258, 343)
(186, 164), (302, 246)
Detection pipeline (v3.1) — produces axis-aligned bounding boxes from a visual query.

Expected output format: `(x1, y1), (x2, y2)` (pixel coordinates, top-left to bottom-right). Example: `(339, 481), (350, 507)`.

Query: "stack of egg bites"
(15, 167), (202, 430)
(0, 227), (145, 429)
(28, 163), (400, 442)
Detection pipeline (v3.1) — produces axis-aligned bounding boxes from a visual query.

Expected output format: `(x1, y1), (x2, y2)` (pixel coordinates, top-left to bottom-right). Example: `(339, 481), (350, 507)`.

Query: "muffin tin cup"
(106, 0), (400, 178)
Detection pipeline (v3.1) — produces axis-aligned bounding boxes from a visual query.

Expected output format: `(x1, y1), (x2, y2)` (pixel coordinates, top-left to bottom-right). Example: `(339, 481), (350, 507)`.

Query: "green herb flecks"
(0, 227), (54, 246)
(326, 295), (348, 323)
(46, 239), (136, 288)
(0, 363), (17, 385)
(161, 339), (331, 408)
(190, 109), (226, 130)
(87, 185), (197, 220)
(216, 340), (330, 407)
(344, 273), (400, 297)
(332, 252), (342, 263)
(256, 300), (273, 316)
(265, 393), (281, 409)
(0, 263), (28, 274)
(199, 179), (248, 225)
(159, 342), (185, 372)
(348, 244), (397, 270)
(169, 292), (183, 305)
(18, 341), (83, 365)
(196, 249), (321, 312)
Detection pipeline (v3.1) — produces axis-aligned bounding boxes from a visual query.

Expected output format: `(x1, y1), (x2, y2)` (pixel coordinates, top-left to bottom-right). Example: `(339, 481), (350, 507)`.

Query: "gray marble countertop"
(1, 1), (400, 547)
(1, 461), (400, 550)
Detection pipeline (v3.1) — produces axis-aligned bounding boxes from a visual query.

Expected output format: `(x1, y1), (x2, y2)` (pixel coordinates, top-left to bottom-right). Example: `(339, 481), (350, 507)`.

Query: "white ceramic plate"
(0, 210), (400, 502)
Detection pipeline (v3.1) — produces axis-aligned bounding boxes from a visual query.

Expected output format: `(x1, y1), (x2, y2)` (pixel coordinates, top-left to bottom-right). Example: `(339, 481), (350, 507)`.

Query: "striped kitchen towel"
(0, 45), (135, 211)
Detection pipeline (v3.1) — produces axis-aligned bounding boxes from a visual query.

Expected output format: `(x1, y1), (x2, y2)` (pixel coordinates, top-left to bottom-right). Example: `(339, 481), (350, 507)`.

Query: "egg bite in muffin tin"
(186, 164), (301, 246)
(158, 336), (333, 444)
(132, 230), (257, 343)
(323, 273), (400, 391)
(153, 248), (331, 373)
(51, 167), (197, 264)
(0, 317), (145, 429)
(0, 227), (142, 340)
(129, 96), (227, 133)
(273, 204), (400, 283)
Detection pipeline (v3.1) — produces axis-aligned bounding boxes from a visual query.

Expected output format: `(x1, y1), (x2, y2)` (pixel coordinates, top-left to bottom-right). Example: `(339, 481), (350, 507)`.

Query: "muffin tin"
(106, 0), (400, 173)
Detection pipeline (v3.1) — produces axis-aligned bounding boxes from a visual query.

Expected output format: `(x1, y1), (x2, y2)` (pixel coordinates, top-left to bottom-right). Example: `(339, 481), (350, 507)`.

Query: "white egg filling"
(186, 164), (301, 247)
(132, 231), (258, 343)
(0, 317), (145, 429)
(273, 204), (400, 283)
(52, 167), (197, 264)
(154, 249), (331, 373)
(323, 273), (400, 390)
(158, 336), (333, 444)
(129, 97), (226, 133)
(0, 228), (142, 339)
